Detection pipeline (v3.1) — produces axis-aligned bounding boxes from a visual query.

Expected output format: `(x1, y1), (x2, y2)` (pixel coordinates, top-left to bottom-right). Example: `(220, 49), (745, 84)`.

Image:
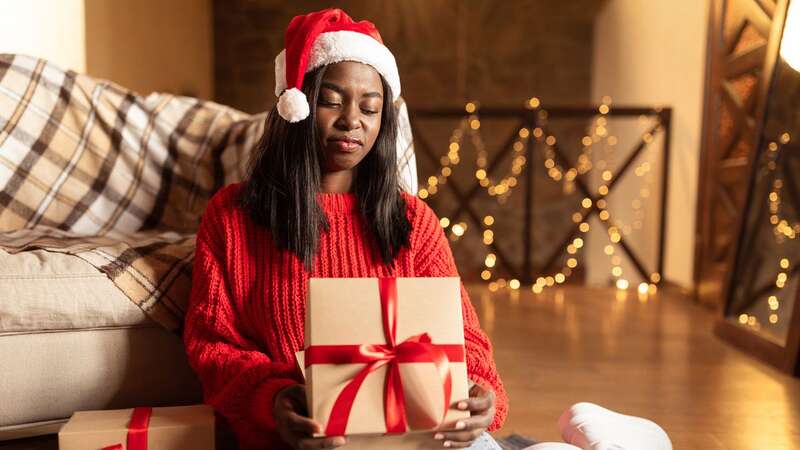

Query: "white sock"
(524, 443), (582, 450)
(556, 402), (672, 450)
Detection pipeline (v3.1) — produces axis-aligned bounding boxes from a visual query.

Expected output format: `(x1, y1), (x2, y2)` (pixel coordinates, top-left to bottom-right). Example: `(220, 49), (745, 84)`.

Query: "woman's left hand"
(433, 383), (496, 448)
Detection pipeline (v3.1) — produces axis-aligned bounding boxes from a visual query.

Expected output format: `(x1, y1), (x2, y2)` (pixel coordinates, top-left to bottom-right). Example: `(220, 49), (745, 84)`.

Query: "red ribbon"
(102, 407), (152, 450)
(305, 278), (465, 436)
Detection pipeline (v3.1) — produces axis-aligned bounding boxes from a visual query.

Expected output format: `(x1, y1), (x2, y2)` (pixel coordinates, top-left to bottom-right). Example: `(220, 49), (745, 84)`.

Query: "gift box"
(58, 404), (214, 450)
(304, 277), (470, 438)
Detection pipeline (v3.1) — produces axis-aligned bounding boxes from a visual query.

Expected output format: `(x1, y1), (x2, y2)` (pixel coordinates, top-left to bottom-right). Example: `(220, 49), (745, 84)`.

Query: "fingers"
(296, 436), (347, 449)
(453, 388), (496, 413)
(434, 428), (484, 448)
(286, 411), (323, 435)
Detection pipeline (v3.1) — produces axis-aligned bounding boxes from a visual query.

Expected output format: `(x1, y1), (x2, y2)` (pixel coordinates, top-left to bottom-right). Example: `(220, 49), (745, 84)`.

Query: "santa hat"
(274, 8), (401, 122)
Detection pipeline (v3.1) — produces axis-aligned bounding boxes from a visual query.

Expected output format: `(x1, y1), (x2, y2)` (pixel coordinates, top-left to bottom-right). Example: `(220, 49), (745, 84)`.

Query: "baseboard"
(0, 420), (66, 441)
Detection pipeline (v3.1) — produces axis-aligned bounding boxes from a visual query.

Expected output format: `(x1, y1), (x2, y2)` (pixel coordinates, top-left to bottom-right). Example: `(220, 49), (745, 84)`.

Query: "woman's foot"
(557, 402), (672, 450)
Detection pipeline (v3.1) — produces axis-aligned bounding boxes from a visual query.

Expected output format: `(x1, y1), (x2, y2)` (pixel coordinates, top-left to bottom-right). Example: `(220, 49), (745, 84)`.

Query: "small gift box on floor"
(304, 277), (470, 440)
(58, 404), (214, 450)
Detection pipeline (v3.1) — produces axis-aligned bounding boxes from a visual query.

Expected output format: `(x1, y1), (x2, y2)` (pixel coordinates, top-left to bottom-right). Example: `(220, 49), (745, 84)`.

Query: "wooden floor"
(474, 284), (800, 449)
(3, 285), (799, 450)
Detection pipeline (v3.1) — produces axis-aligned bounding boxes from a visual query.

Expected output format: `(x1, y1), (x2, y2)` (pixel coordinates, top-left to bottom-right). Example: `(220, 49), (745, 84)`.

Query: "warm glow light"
(465, 102), (476, 113)
(612, 266), (623, 277)
(567, 258), (578, 268)
(555, 273), (566, 283)
(638, 282), (649, 295)
(604, 245), (614, 255)
(509, 279), (521, 290)
(579, 222), (590, 233)
(616, 279), (629, 290)
(484, 253), (496, 268)
(481, 270), (491, 280)
(780, 258), (790, 269)
(418, 189), (429, 199)
(573, 238), (584, 248)
(770, 314), (779, 324)
(484, 215), (494, 226)
(739, 314), (749, 324)
(440, 217), (450, 228)
(532, 284), (543, 294)
(782, 1), (800, 71)
(452, 224), (465, 236)
(650, 273), (661, 283)
(581, 198), (592, 208)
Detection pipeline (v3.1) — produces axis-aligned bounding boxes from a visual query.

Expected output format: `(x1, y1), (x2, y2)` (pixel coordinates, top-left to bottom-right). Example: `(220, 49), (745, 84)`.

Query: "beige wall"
(84, 0), (213, 99)
(588, 0), (709, 289)
(0, 0), (87, 72)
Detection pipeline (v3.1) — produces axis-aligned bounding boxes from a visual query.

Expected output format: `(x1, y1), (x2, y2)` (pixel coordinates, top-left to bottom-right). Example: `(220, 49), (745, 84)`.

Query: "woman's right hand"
(273, 384), (348, 449)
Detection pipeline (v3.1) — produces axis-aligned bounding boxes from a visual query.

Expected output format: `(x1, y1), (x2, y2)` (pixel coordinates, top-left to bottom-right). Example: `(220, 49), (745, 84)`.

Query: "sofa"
(0, 53), (418, 441)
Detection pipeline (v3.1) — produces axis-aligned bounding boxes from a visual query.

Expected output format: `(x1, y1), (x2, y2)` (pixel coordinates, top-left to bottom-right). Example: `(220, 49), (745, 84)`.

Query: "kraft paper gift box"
(58, 404), (214, 450)
(304, 277), (471, 440)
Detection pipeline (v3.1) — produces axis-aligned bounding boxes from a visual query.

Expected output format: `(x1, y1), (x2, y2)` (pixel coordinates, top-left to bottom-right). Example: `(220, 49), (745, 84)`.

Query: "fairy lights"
(422, 96), (663, 293)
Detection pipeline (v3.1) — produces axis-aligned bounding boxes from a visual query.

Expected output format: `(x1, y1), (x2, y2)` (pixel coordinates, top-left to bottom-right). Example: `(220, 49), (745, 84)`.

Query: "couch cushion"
(0, 248), (152, 333)
(0, 326), (203, 432)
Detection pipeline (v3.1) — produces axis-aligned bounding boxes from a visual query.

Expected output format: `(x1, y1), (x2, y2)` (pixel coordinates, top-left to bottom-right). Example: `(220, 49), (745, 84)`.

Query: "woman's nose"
(336, 102), (361, 130)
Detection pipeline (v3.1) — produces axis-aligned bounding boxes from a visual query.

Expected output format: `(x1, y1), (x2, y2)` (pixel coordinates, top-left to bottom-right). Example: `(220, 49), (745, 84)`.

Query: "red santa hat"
(274, 8), (401, 122)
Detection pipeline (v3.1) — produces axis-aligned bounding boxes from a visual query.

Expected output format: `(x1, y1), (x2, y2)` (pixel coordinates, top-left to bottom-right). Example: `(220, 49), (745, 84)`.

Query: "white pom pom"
(277, 88), (310, 122)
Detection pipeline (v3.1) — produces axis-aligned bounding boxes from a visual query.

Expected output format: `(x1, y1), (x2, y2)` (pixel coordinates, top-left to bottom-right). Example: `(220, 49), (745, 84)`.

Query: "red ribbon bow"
(305, 278), (465, 436)
(102, 407), (152, 450)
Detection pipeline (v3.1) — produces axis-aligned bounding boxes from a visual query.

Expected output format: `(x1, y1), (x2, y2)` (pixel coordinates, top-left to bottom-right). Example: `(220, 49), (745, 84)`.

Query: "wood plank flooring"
(474, 285), (800, 449)
(2, 285), (799, 449)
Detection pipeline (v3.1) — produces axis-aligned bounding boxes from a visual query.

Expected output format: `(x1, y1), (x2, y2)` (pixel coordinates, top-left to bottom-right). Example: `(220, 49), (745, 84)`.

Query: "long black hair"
(238, 64), (412, 270)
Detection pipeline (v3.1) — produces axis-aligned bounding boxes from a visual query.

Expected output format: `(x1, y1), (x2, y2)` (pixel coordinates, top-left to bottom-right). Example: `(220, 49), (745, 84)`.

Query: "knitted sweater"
(183, 182), (508, 450)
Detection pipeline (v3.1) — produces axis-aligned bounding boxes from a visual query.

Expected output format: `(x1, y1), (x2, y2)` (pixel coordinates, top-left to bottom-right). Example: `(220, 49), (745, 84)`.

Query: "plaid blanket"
(0, 53), (418, 333)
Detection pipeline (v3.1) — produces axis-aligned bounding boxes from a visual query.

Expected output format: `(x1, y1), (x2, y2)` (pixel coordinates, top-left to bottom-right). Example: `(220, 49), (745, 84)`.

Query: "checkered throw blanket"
(0, 53), (418, 333)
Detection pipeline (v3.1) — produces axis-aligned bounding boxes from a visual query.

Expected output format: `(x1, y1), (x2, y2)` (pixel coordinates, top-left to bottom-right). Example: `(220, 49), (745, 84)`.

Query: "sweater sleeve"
(183, 189), (301, 449)
(408, 196), (509, 432)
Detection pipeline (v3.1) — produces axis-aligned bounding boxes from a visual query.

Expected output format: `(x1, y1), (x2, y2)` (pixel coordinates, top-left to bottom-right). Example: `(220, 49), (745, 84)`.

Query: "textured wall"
(213, 0), (603, 281)
(213, 0), (601, 112)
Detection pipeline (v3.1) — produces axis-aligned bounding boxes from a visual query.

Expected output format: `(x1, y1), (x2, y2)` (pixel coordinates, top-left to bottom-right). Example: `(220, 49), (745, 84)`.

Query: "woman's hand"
(273, 384), (348, 450)
(433, 383), (496, 448)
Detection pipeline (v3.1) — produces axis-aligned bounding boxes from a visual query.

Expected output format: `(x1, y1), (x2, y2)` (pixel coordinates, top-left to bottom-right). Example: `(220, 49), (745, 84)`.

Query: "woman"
(183, 8), (508, 450)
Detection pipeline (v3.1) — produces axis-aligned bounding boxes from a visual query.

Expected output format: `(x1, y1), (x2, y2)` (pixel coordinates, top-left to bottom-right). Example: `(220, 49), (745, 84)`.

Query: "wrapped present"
(304, 277), (471, 438)
(58, 404), (214, 450)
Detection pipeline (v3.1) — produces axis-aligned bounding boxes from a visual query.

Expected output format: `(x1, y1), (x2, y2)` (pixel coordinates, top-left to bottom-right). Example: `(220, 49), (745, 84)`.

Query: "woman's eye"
(361, 108), (379, 115)
(319, 99), (340, 106)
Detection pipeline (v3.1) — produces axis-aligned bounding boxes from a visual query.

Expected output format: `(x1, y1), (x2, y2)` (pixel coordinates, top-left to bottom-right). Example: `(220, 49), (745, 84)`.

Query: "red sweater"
(183, 182), (508, 450)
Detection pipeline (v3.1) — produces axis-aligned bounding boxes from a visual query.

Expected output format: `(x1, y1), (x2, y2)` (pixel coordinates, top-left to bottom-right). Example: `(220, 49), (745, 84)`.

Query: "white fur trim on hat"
(276, 87), (310, 122)
(274, 30), (401, 101)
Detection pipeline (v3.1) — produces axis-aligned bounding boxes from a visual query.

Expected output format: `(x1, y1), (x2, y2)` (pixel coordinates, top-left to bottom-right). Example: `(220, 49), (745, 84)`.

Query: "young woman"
(183, 8), (508, 450)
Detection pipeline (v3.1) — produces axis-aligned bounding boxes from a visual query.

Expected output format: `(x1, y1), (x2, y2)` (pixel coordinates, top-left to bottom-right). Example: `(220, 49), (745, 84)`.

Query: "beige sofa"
(0, 53), (418, 441)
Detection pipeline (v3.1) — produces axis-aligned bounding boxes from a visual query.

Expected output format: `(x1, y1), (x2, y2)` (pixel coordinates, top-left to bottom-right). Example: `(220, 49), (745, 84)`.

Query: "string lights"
(421, 96), (663, 294)
(739, 131), (794, 330)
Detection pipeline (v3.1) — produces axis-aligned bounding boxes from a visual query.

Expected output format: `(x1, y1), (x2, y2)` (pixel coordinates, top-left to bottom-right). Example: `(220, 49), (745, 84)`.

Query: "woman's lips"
(328, 138), (362, 152)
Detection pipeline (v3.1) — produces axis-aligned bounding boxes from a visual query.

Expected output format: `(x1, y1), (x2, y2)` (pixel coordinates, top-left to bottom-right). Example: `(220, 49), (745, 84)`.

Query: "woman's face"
(315, 61), (384, 173)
